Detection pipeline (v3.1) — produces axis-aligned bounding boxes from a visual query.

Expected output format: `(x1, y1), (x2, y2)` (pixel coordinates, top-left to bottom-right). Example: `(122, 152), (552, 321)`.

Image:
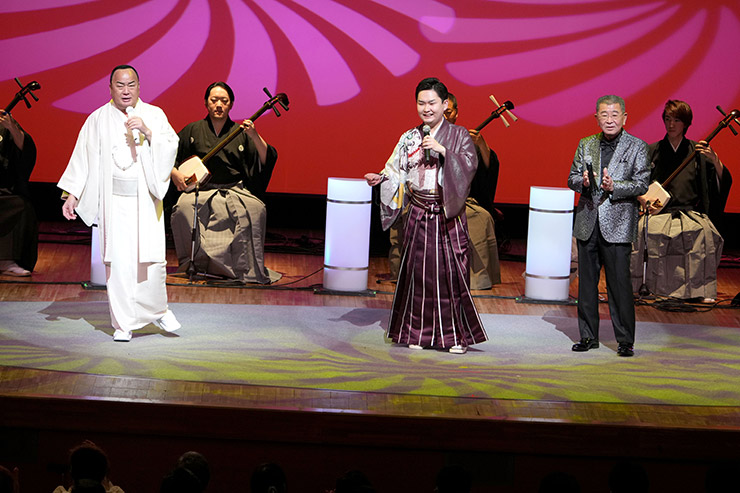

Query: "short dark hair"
(69, 441), (108, 483)
(662, 99), (693, 133)
(109, 65), (139, 84)
(204, 81), (235, 103)
(160, 467), (204, 493)
(447, 93), (458, 110)
(415, 77), (448, 102)
(251, 462), (287, 493)
(175, 451), (209, 490)
(596, 95), (625, 113)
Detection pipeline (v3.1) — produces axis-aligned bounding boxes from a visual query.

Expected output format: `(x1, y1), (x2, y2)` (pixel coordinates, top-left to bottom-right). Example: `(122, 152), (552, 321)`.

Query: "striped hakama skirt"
(387, 190), (488, 349)
(171, 182), (282, 284)
(630, 209), (723, 299)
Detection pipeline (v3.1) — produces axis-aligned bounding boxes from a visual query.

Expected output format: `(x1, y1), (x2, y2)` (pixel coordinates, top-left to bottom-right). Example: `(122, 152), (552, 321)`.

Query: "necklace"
(112, 138), (137, 171)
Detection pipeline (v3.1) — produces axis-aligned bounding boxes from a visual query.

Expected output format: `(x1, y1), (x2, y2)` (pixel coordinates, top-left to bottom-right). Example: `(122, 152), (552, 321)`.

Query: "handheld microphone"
(422, 124), (431, 162)
(584, 155), (596, 194)
(125, 106), (140, 144)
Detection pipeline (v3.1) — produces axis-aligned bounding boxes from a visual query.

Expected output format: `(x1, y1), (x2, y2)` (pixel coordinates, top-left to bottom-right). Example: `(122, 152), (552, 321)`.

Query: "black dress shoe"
(572, 338), (599, 352)
(617, 345), (634, 357)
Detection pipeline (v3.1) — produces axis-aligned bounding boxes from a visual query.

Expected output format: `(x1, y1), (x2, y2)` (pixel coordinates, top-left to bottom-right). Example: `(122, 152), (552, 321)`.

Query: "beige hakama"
(171, 183), (281, 284)
(630, 210), (723, 299)
(465, 198), (501, 290)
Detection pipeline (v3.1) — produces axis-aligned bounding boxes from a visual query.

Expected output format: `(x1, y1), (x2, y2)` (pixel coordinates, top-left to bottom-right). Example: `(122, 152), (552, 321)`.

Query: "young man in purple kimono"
(365, 77), (488, 354)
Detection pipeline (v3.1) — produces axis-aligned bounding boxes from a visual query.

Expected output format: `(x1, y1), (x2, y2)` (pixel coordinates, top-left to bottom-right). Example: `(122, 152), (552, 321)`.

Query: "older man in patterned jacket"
(568, 95), (649, 357)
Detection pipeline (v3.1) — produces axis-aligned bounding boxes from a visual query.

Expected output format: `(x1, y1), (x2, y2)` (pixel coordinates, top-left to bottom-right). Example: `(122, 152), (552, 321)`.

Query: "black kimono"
(630, 136), (732, 298)
(170, 117), (281, 284)
(0, 126), (38, 271)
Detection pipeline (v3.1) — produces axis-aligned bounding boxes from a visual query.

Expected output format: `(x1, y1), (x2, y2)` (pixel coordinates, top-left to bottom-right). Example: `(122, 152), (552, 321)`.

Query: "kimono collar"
(421, 118), (447, 139)
(205, 116), (235, 137)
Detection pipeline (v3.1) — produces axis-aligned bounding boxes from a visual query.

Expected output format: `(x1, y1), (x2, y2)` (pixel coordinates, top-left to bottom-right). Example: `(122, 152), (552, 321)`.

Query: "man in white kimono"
(59, 65), (180, 342)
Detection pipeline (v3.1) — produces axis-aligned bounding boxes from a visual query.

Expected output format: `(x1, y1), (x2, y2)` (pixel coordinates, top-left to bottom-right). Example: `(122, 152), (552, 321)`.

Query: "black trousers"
(577, 222), (635, 346)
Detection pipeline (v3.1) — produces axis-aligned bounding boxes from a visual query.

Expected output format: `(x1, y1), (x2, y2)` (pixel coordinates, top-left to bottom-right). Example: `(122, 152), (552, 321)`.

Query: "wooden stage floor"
(2, 223), (740, 491)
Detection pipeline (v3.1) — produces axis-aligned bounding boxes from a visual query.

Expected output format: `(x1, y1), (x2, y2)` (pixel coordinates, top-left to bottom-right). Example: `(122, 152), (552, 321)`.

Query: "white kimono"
(58, 100), (178, 332)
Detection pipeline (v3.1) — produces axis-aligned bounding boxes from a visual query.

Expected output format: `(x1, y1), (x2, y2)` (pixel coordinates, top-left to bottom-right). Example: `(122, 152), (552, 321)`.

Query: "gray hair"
(596, 95), (625, 113)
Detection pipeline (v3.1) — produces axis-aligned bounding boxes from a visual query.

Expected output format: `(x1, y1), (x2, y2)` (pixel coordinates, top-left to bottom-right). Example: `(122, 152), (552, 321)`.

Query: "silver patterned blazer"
(568, 130), (650, 244)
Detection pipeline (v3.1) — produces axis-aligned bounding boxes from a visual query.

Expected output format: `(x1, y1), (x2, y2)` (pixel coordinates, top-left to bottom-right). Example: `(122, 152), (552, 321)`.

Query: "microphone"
(125, 106), (140, 144)
(584, 155), (596, 194)
(422, 124), (431, 162)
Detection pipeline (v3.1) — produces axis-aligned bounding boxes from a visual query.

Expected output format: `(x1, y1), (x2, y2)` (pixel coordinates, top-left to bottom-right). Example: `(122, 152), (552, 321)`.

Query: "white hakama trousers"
(106, 192), (169, 333)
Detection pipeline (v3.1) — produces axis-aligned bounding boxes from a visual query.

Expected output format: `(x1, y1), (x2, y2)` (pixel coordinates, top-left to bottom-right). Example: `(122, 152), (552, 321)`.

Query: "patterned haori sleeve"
(378, 130), (412, 230)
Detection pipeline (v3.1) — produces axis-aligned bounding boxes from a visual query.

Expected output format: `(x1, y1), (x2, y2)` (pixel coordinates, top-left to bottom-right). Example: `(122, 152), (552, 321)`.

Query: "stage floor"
(2, 223), (740, 424)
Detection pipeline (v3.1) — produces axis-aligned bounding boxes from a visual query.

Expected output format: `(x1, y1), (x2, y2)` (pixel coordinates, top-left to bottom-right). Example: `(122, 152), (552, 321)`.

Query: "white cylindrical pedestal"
(525, 187), (574, 301)
(323, 178), (372, 292)
(90, 224), (106, 286)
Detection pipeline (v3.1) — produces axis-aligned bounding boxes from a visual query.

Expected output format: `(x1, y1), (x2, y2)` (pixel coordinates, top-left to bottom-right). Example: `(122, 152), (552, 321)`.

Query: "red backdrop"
(2, 0), (739, 210)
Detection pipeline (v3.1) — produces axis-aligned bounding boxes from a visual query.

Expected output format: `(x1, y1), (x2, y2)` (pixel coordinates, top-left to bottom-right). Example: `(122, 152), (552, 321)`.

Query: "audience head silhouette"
(250, 462), (287, 493)
(67, 441), (110, 493)
(334, 470), (375, 493)
(161, 451), (210, 493)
